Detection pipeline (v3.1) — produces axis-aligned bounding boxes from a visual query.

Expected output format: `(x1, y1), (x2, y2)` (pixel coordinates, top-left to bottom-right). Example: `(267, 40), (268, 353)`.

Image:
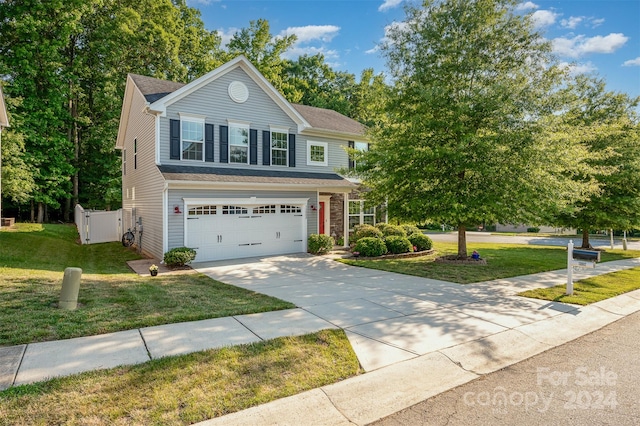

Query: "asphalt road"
(370, 311), (640, 426)
(425, 231), (640, 251)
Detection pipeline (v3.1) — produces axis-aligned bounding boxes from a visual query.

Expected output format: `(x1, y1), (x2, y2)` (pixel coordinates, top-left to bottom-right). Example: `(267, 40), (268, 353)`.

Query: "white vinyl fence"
(75, 204), (123, 245)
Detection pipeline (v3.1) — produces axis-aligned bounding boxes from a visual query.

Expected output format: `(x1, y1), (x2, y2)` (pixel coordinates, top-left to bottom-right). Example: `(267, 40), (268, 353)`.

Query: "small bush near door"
(308, 234), (335, 254)
(408, 233), (433, 251)
(164, 247), (197, 267)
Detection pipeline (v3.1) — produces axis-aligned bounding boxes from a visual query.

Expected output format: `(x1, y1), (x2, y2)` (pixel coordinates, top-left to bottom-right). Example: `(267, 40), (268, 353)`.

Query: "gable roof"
(129, 74), (186, 103)
(117, 56), (366, 147)
(292, 103), (365, 137)
(0, 85), (9, 128)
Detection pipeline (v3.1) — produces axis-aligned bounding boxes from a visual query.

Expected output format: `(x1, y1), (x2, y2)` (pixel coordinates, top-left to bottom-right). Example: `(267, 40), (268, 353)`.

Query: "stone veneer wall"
(328, 193), (344, 241)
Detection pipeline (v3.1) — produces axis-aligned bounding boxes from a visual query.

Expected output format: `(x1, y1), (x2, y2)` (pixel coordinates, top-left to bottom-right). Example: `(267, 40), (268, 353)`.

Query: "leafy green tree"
(227, 19), (298, 99)
(551, 76), (640, 248)
(351, 68), (389, 127)
(356, 0), (594, 257)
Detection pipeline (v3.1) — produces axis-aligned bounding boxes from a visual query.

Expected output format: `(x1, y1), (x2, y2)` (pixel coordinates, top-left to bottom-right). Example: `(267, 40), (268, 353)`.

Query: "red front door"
(319, 201), (325, 235)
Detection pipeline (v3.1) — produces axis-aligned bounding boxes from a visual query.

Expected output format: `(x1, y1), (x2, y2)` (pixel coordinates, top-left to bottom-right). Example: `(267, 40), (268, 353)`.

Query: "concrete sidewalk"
(1, 256), (640, 425)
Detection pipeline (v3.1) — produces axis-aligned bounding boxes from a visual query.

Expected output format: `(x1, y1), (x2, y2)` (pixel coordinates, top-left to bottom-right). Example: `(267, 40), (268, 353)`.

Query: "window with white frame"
(271, 130), (288, 166)
(353, 141), (368, 170)
(181, 117), (204, 161)
(349, 200), (376, 231)
(307, 141), (328, 166)
(229, 124), (249, 164)
(134, 138), (138, 169)
(123, 149), (126, 176)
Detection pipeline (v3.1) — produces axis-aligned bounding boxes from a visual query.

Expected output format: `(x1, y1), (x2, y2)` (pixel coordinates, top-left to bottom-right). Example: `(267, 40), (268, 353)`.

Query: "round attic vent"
(228, 81), (249, 103)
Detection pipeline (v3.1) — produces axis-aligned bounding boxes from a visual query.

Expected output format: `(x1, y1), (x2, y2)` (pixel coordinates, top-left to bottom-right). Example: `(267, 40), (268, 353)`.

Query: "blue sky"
(189, 0), (640, 99)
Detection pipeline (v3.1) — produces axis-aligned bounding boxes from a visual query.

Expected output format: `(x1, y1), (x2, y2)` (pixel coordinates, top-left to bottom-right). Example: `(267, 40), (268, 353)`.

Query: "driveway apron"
(194, 253), (575, 371)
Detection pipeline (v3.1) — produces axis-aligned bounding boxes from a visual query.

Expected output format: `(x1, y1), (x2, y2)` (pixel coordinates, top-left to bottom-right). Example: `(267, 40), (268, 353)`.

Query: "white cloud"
(379, 0), (403, 12)
(282, 46), (339, 60)
(366, 21), (408, 54)
(561, 16), (583, 29)
(531, 10), (559, 27)
(560, 61), (598, 75)
(186, 0), (219, 5)
(590, 18), (605, 28)
(216, 27), (240, 47)
(623, 57), (640, 67)
(515, 1), (539, 11)
(553, 33), (629, 58)
(278, 25), (340, 43)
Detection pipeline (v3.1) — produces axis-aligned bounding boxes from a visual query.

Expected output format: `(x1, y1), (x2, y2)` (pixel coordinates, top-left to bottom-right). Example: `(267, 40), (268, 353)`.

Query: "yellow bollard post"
(59, 267), (82, 310)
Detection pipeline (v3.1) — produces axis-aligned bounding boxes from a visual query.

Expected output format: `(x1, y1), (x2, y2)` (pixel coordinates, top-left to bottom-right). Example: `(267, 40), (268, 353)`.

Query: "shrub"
(385, 235), (413, 254)
(409, 233), (433, 251)
(164, 247), (197, 267)
(375, 223), (393, 233)
(527, 227), (541, 233)
(352, 224), (383, 244)
(379, 224), (407, 238)
(308, 234), (335, 254)
(354, 237), (387, 257)
(402, 224), (421, 236)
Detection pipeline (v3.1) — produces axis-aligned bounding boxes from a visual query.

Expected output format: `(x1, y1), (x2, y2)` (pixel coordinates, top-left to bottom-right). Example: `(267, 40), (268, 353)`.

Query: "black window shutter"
(348, 140), (355, 170)
(249, 129), (258, 165)
(288, 134), (296, 167)
(262, 130), (271, 165)
(205, 123), (214, 162)
(219, 125), (228, 163)
(170, 119), (180, 160)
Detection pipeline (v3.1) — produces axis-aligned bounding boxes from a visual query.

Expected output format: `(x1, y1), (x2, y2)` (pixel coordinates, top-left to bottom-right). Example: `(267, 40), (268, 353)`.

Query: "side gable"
(147, 55), (310, 133)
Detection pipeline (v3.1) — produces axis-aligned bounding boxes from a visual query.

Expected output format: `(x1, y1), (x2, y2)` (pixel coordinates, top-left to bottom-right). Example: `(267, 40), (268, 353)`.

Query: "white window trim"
(307, 141), (328, 167)
(227, 119), (250, 165)
(179, 114), (205, 162)
(270, 127), (289, 167)
(348, 200), (376, 231)
(122, 148), (126, 176)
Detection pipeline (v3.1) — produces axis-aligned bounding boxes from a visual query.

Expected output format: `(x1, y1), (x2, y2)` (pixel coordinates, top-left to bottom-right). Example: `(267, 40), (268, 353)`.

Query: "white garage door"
(185, 201), (306, 262)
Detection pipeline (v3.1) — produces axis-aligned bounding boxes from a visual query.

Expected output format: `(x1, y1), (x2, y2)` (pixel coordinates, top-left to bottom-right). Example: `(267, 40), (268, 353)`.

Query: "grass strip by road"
(0, 224), (294, 346)
(0, 329), (362, 425)
(339, 242), (640, 284)
(519, 267), (640, 305)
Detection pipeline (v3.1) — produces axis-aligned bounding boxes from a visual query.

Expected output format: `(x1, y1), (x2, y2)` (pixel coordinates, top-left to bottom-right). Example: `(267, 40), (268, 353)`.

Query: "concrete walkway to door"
(194, 253), (640, 372)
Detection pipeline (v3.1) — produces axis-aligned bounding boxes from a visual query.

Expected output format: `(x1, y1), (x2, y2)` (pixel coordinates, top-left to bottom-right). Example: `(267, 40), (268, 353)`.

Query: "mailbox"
(572, 249), (600, 263)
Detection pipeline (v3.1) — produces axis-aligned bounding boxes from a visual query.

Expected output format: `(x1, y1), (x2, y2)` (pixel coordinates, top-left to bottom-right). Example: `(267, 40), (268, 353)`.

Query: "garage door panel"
(186, 202), (305, 262)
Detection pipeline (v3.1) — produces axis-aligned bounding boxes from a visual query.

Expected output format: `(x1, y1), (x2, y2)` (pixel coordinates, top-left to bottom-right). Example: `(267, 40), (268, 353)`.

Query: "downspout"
(162, 182), (169, 257)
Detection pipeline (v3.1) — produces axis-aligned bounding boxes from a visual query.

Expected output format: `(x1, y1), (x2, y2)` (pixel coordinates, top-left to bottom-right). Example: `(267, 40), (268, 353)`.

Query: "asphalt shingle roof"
(129, 74), (186, 103)
(158, 165), (356, 187)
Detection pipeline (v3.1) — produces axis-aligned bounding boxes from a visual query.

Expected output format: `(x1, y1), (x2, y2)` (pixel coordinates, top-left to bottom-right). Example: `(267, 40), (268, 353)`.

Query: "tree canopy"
(356, 0), (596, 257)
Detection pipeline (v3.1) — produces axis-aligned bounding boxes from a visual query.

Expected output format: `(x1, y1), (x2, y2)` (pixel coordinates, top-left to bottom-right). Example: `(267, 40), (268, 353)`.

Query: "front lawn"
(519, 267), (640, 305)
(0, 224), (295, 346)
(340, 242), (640, 284)
(0, 329), (362, 425)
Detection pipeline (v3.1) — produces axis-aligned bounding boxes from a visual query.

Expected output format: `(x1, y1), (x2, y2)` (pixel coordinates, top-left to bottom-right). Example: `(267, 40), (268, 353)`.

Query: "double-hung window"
(229, 123), (249, 164)
(181, 116), (204, 161)
(349, 200), (376, 231)
(271, 128), (288, 166)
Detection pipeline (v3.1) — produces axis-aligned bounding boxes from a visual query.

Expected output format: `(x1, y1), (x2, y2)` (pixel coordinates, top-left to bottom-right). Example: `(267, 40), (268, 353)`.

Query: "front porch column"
(343, 191), (349, 247)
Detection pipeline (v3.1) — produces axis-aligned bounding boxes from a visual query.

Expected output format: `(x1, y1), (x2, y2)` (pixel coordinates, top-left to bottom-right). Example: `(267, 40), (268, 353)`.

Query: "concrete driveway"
(194, 253), (586, 371)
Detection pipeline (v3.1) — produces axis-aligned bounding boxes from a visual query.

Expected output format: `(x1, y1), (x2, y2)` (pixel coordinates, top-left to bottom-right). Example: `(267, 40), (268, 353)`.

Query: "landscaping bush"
(375, 223), (393, 233)
(352, 224), (383, 244)
(164, 247), (197, 267)
(527, 227), (541, 233)
(409, 233), (433, 251)
(308, 234), (335, 254)
(384, 236), (413, 254)
(402, 224), (421, 236)
(353, 237), (387, 257)
(379, 224), (407, 238)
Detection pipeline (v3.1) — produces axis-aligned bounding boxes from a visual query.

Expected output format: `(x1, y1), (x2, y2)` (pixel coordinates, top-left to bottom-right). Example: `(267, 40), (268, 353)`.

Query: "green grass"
(340, 241), (640, 284)
(519, 267), (640, 305)
(0, 224), (295, 346)
(0, 329), (362, 425)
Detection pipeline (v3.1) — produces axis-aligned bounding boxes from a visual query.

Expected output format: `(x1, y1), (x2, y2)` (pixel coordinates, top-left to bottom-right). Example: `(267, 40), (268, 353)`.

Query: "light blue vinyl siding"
(158, 67), (351, 173)
(167, 189), (318, 250)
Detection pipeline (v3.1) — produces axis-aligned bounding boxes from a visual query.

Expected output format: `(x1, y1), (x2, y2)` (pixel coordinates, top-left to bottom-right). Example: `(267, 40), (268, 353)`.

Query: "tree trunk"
(37, 202), (44, 224)
(457, 224), (467, 258)
(30, 200), (34, 223)
(581, 228), (591, 249)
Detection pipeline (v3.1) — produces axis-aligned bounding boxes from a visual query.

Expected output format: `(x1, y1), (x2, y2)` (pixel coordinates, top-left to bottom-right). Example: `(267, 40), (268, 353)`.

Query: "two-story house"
(116, 55), (376, 262)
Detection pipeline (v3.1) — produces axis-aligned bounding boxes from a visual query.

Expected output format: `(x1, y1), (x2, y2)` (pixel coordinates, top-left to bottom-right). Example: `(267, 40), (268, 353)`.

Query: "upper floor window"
(307, 141), (328, 167)
(271, 131), (288, 166)
(122, 149), (126, 176)
(134, 138), (138, 169)
(181, 118), (204, 161)
(352, 141), (369, 171)
(229, 124), (249, 164)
